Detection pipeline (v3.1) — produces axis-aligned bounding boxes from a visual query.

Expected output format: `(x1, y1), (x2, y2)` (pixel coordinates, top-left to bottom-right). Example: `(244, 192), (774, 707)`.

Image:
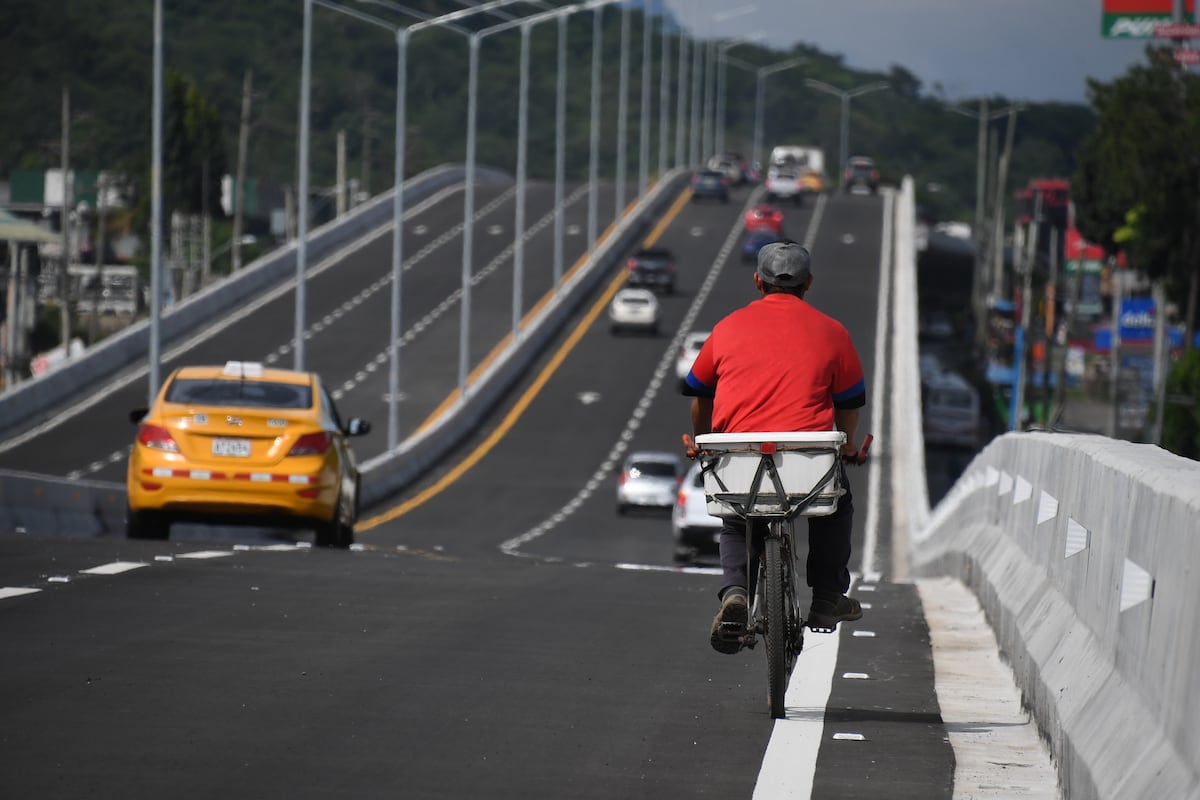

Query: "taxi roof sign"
(223, 361), (265, 378)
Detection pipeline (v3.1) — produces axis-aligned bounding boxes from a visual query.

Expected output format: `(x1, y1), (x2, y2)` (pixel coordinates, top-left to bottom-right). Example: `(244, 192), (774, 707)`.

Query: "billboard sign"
(1104, 0), (1196, 37)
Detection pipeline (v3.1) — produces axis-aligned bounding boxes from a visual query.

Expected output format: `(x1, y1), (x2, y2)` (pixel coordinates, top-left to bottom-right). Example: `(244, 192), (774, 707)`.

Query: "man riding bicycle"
(682, 242), (866, 654)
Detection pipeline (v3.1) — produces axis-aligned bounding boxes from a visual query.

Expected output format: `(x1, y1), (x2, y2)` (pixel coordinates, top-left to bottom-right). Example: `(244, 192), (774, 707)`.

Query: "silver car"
(671, 460), (723, 563)
(616, 451), (682, 514)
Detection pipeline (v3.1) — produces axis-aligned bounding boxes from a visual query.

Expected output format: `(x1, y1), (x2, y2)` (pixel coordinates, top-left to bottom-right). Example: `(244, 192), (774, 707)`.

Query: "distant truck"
(769, 146), (825, 178)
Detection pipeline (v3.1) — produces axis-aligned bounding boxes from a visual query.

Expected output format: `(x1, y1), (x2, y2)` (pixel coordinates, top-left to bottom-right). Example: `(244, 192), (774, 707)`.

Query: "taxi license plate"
(212, 438), (251, 457)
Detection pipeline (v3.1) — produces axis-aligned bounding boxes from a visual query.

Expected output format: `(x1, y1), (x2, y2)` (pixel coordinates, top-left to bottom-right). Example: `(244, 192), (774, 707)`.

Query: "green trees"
(1073, 46), (1200, 349)
(165, 71), (227, 217)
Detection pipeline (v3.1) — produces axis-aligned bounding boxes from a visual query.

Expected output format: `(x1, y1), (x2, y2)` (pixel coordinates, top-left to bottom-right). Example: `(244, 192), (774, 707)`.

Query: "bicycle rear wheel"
(763, 532), (789, 719)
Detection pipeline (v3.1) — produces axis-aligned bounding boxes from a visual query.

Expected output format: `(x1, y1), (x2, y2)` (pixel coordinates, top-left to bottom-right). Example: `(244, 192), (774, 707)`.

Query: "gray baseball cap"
(756, 242), (812, 288)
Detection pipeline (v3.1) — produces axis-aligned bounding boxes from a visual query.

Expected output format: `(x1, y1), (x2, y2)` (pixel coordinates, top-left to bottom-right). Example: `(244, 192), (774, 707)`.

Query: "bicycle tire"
(763, 531), (788, 719)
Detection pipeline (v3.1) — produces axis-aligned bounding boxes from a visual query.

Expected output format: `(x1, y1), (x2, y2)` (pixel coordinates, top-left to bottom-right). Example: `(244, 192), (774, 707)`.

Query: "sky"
(663, 0), (1168, 104)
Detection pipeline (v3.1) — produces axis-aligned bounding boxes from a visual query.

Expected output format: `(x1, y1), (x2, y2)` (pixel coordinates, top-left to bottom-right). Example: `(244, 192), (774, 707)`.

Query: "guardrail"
(890, 178), (1200, 799)
(0, 164), (509, 442)
(0, 168), (689, 536)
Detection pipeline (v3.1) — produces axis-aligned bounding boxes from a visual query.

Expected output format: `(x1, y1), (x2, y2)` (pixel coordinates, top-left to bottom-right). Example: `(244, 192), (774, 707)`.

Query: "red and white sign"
(1154, 22), (1200, 37)
(1175, 47), (1200, 63)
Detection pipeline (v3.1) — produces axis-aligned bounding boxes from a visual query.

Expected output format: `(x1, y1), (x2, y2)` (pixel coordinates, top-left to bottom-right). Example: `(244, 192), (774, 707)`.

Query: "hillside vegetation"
(1, 0), (1095, 223)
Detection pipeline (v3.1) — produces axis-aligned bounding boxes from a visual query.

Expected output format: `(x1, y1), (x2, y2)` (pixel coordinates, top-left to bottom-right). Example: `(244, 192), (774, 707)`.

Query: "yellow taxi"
(126, 361), (370, 547)
(798, 168), (828, 194)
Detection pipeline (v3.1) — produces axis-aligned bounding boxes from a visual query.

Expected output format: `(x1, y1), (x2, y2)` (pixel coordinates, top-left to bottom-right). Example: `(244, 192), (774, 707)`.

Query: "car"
(690, 169), (730, 203)
(616, 450), (683, 514)
(743, 203), (784, 234)
(625, 247), (676, 294)
(764, 165), (804, 205)
(671, 460), (723, 563)
(844, 156), (880, 194)
(125, 361), (371, 547)
(741, 228), (783, 262)
(706, 153), (747, 185)
(674, 330), (710, 386)
(609, 287), (660, 334)
(798, 167), (828, 195)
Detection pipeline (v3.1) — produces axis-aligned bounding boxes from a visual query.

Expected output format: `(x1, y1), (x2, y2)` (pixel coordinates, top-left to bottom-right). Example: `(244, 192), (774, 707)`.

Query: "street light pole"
(715, 34), (763, 157)
(803, 78), (888, 190)
(295, 0), (314, 370)
(149, 0), (163, 403)
(657, 0), (670, 178)
(615, 0), (631, 215)
(674, 30), (689, 170)
(731, 56), (804, 172)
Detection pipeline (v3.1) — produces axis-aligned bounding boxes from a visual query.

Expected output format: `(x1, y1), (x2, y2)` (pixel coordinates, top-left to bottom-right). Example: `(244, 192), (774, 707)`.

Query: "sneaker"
(710, 588), (748, 654)
(807, 594), (862, 633)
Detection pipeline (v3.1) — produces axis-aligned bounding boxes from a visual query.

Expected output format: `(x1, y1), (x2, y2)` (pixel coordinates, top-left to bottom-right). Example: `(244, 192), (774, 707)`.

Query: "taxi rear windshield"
(165, 378), (313, 409)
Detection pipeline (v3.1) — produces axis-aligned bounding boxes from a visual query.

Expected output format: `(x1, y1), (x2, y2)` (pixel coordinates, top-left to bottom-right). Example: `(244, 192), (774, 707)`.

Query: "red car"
(743, 203), (785, 234)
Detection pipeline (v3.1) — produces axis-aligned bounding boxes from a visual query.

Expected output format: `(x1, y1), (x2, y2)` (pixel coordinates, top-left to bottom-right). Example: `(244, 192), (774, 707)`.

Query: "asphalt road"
(0, 181), (959, 798)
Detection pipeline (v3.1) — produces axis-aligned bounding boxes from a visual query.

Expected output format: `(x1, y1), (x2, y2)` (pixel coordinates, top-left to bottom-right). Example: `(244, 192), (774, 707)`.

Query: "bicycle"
(683, 431), (872, 719)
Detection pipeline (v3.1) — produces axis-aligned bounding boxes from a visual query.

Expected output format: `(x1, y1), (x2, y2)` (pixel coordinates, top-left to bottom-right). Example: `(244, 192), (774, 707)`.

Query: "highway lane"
(0, 183), (956, 797)
(0, 179), (617, 483)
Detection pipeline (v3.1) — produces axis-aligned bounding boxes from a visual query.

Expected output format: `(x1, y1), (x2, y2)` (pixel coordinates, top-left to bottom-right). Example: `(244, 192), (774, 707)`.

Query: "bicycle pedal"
(806, 622), (837, 634)
(717, 621), (746, 638)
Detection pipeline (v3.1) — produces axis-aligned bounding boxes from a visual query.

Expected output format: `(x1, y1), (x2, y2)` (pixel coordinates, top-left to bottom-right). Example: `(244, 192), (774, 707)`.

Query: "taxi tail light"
(137, 423), (179, 452)
(288, 432), (332, 456)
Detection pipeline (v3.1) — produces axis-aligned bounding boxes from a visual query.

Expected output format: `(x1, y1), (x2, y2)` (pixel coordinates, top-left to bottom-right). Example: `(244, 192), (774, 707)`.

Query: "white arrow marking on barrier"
(1120, 559), (1153, 612)
(1037, 491), (1058, 525)
(1064, 518), (1089, 558)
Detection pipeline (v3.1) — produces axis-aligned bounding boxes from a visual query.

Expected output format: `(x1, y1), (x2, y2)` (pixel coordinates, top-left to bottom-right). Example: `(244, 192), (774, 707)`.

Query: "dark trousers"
(718, 465), (853, 601)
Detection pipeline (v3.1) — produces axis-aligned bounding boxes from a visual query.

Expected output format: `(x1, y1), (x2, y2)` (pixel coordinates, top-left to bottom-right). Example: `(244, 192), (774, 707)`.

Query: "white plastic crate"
(694, 431), (846, 518)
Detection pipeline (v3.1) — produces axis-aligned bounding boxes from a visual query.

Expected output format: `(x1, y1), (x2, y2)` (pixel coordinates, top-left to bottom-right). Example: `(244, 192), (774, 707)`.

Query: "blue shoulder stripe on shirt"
(833, 378), (866, 409)
(683, 372), (716, 398)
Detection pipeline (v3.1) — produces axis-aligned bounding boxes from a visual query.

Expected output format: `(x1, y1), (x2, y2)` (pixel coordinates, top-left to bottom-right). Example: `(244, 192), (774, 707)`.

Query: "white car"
(671, 460), (723, 563)
(609, 287), (660, 335)
(675, 330), (710, 387)
(617, 451), (683, 514)
(764, 166), (804, 204)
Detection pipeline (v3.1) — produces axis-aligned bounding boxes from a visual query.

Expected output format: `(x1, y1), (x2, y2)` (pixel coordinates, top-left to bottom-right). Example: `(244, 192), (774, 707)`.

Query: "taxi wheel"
(126, 507), (169, 540)
(314, 497), (354, 549)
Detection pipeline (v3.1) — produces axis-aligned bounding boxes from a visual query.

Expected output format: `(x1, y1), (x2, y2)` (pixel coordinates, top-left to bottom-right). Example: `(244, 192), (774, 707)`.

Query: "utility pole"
(59, 86), (72, 349)
(337, 130), (348, 216)
(990, 106), (1019, 301)
(90, 175), (108, 345)
(1108, 260), (1123, 437)
(232, 69), (253, 272)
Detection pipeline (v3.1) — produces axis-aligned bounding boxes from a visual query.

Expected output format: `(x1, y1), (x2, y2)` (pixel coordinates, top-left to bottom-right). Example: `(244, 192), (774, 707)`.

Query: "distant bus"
(921, 366), (982, 449)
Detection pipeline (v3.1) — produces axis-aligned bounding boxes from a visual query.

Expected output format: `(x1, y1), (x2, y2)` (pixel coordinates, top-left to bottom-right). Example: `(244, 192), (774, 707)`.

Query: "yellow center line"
(360, 186), (694, 530)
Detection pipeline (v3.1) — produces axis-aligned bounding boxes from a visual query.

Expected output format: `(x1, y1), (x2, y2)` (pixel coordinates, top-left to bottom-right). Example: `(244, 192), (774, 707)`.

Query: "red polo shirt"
(684, 293), (865, 433)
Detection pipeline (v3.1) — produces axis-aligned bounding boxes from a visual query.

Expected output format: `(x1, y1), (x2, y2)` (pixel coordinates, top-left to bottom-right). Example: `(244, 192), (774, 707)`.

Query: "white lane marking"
(832, 733), (867, 741)
(842, 672), (870, 679)
(802, 192), (828, 251)
(860, 189), (893, 584)
(2, 181), (479, 458)
(500, 187), (764, 556)
(79, 561), (148, 576)
(0, 587), (41, 600)
(753, 584), (847, 799)
(176, 551), (235, 559)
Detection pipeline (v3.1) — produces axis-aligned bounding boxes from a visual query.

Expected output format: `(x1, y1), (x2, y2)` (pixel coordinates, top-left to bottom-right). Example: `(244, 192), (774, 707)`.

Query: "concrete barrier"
(0, 164), (510, 442)
(910, 435), (1200, 800)
(0, 468), (126, 537)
